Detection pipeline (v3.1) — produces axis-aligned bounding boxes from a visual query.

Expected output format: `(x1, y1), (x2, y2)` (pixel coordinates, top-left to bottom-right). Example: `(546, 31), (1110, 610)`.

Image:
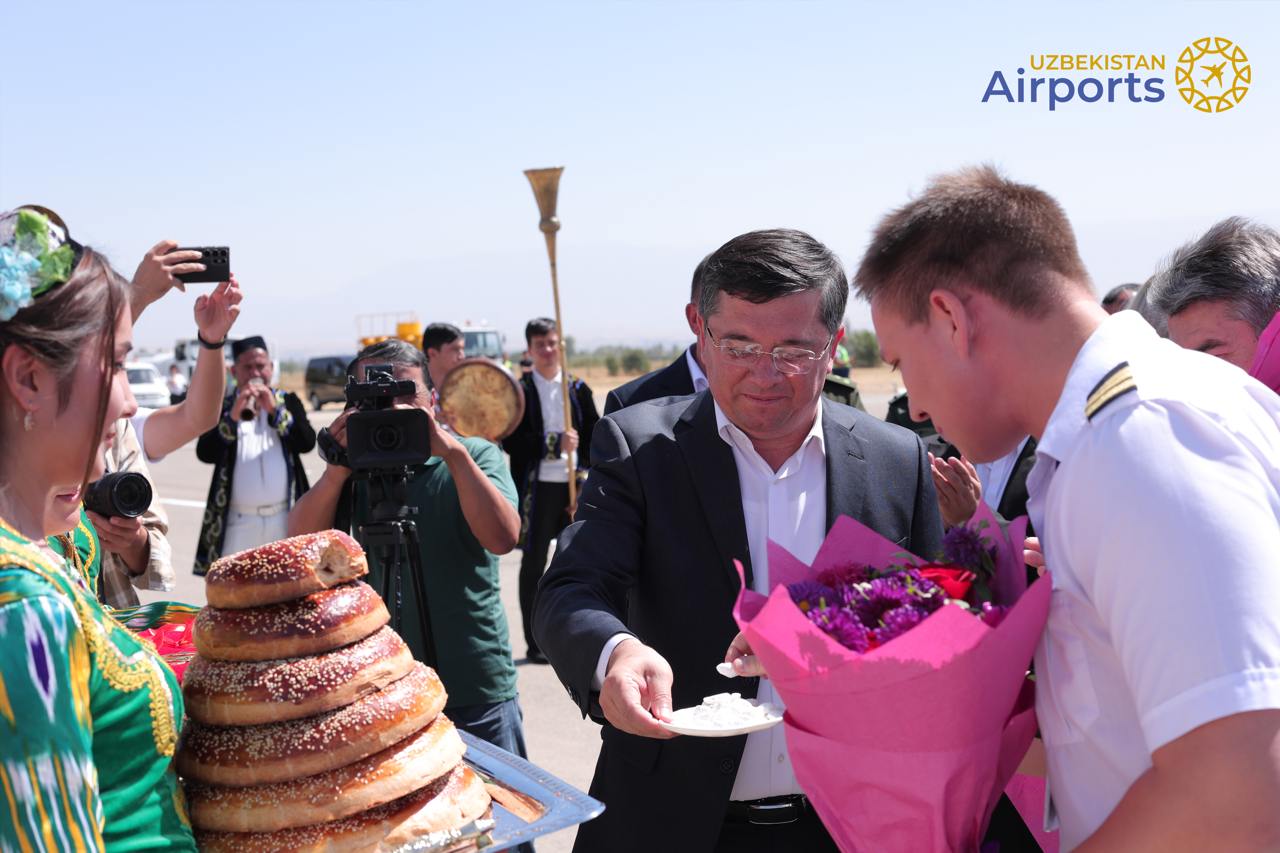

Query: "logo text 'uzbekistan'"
(982, 37), (1250, 113)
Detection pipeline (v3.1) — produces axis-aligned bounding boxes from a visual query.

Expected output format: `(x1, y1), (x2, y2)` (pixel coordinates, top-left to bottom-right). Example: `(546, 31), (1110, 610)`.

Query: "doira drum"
(437, 358), (525, 442)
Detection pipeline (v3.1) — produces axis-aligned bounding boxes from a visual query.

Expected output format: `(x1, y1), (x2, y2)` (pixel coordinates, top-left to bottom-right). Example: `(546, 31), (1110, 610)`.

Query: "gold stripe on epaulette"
(1085, 362), (1136, 420)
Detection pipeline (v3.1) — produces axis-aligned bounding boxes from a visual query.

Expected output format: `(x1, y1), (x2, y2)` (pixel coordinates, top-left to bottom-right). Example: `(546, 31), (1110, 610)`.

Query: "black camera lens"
(83, 472), (153, 519)
(371, 424), (403, 452)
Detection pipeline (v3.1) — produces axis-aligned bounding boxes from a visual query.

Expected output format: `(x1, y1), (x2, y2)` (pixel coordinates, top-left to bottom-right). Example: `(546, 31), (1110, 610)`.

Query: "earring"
(23, 411), (33, 432)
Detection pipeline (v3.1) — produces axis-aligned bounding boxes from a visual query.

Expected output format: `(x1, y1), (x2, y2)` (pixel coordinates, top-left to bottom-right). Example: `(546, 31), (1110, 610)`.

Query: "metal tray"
(460, 731), (605, 850)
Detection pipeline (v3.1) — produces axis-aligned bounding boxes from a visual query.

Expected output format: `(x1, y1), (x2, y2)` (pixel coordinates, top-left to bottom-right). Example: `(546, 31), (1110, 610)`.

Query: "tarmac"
(140, 388), (892, 851)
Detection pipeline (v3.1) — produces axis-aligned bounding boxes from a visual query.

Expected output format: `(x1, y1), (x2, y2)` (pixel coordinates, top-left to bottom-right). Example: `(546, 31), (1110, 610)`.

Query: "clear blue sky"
(2, 1), (1277, 358)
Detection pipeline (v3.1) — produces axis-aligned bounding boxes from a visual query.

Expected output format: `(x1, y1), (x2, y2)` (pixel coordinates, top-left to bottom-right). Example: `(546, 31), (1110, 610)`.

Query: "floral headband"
(0, 206), (84, 322)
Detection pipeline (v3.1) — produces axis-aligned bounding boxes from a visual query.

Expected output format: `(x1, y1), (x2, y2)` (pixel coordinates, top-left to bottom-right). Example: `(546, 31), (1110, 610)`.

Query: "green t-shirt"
(352, 437), (518, 709)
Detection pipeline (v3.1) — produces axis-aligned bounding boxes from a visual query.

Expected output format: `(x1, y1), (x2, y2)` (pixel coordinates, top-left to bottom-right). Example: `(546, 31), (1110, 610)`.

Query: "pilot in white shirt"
(1027, 311), (1280, 848)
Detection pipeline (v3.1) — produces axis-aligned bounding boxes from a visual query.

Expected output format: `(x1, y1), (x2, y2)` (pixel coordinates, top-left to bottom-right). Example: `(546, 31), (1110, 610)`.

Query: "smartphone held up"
(175, 246), (230, 284)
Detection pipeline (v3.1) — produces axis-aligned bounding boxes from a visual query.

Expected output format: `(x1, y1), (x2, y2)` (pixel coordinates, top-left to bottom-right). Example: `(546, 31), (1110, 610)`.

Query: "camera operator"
(195, 335), (315, 574)
(287, 339), (528, 759)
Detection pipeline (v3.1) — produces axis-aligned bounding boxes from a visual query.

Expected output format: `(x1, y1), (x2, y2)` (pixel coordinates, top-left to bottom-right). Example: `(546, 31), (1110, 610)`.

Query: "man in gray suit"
(534, 229), (943, 852)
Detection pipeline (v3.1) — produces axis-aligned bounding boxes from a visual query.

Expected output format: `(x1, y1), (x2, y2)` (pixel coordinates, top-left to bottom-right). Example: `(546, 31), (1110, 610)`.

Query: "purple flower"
(850, 575), (915, 626)
(809, 607), (871, 652)
(816, 563), (870, 588)
(903, 570), (947, 613)
(979, 601), (1008, 628)
(877, 605), (927, 643)
(942, 525), (993, 575)
(787, 580), (835, 614)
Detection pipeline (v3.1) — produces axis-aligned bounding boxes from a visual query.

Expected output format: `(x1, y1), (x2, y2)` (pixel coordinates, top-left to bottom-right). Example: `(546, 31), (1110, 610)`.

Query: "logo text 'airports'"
(982, 38), (1251, 113)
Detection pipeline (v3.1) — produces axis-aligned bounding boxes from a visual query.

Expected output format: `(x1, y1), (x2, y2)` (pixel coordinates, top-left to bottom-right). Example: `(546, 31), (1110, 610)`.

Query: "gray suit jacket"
(533, 391), (943, 852)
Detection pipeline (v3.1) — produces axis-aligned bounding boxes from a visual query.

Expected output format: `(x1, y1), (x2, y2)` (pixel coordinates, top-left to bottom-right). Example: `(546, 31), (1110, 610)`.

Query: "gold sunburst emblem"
(1176, 36), (1250, 113)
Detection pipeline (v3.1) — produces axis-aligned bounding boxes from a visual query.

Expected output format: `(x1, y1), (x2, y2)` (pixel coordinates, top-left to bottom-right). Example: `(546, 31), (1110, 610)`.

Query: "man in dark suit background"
(603, 257), (710, 415)
(534, 229), (943, 852)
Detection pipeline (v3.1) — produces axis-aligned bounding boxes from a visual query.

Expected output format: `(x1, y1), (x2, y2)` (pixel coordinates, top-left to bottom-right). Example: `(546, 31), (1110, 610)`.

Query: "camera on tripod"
(332, 363), (439, 665)
(343, 364), (433, 470)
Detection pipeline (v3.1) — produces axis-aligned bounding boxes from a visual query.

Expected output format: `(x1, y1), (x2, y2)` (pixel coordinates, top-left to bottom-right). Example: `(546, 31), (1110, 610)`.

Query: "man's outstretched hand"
(600, 639), (678, 739)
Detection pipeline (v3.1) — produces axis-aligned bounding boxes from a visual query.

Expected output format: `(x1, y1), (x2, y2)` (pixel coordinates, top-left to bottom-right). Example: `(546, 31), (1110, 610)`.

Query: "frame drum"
(438, 358), (525, 442)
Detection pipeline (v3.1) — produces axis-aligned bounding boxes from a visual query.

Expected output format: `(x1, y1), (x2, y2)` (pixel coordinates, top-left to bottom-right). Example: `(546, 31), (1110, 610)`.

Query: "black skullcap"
(232, 335), (268, 360)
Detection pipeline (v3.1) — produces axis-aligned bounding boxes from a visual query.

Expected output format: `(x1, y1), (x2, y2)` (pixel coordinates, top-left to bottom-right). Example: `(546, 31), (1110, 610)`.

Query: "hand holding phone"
(176, 246), (231, 284)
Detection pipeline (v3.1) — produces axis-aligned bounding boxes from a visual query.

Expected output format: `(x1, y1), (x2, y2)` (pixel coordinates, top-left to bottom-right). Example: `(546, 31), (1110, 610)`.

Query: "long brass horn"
(523, 166), (577, 508)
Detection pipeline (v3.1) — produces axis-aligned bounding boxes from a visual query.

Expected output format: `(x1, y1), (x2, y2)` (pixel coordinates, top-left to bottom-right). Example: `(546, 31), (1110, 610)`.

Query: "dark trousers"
(448, 696), (529, 760)
(714, 807), (841, 852)
(449, 697), (534, 853)
(520, 480), (570, 655)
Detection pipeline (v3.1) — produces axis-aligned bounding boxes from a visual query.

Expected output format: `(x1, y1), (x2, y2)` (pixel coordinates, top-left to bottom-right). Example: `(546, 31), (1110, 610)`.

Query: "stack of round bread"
(177, 531), (490, 850)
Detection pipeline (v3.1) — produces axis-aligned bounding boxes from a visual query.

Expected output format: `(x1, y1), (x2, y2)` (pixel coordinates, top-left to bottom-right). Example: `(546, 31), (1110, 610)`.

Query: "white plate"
(659, 702), (784, 738)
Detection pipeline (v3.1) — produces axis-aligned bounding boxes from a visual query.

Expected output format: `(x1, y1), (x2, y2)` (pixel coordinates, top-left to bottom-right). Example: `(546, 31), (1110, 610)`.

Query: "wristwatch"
(197, 331), (225, 350)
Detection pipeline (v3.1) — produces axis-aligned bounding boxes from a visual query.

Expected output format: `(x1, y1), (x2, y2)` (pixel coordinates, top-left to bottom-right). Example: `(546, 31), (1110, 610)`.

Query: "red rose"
(918, 565), (976, 602)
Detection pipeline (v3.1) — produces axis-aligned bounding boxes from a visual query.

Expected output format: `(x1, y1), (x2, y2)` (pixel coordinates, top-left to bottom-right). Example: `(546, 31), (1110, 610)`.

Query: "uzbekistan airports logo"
(1176, 37), (1251, 113)
(981, 37), (1251, 113)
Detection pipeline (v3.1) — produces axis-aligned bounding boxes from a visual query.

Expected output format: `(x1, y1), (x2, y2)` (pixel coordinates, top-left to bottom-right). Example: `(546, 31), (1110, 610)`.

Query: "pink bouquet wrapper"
(734, 506), (1051, 852)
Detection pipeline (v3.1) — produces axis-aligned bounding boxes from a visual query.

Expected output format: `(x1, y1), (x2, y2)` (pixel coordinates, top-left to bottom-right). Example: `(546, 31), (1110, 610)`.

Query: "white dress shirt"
(590, 399), (828, 801)
(686, 346), (709, 394)
(533, 369), (574, 483)
(1027, 311), (1280, 847)
(715, 400), (827, 801)
(975, 436), (1029, 511)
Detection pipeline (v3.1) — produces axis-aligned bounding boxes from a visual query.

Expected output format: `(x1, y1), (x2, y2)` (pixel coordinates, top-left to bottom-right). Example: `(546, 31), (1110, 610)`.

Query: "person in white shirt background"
(193, 334), (316, 573)
(603, 257), (712, 415)
(862, 165), (1280, 851)
(502, 316), (600, 665)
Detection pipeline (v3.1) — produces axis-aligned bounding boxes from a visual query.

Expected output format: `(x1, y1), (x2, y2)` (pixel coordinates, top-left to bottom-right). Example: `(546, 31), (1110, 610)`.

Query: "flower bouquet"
(733, 505), (1051, 852)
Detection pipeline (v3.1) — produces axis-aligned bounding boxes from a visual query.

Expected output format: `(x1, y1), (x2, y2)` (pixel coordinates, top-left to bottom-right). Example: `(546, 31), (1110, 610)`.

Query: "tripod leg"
(382, 544), (405, 637)
(403, 523), (438, 667)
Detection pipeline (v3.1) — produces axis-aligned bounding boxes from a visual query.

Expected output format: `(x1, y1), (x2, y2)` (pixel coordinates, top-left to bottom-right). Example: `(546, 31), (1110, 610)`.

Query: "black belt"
(725, 794), (812, 826)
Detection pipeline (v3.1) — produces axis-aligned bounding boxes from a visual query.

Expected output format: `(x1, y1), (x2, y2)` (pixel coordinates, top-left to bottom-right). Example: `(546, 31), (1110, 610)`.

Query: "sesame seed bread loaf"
(193, 764), (491, 852)
(193, 581), (389, 662)
(177, 663), (445, 786)
(186, 714), (467, 832)
(183, 627), (415, 726)
(205, 531), (369, 609)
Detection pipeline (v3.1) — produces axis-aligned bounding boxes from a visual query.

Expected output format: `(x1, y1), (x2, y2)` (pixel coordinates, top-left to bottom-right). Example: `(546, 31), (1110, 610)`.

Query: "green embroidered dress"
(0, 517), (195, 851)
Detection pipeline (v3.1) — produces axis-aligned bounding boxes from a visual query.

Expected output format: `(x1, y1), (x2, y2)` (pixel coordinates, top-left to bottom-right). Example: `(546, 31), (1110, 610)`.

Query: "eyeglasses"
(703, 321), (831, 375)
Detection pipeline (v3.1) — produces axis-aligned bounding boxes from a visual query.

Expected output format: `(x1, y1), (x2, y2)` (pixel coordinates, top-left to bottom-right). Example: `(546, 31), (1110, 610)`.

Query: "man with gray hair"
(1147, 217), (1280, 387)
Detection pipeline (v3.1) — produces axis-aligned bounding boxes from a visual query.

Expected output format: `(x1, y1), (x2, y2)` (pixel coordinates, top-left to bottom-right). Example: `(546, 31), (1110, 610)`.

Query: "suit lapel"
(654, 354), (694, 399)
(822, 399), (866, 529)
(675, 393), (754, 588)
(996, 436), (1038, 519)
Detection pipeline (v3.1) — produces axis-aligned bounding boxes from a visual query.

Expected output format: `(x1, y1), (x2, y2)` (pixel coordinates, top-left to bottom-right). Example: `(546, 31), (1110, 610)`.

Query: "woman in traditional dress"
(0, 208), (195, 850)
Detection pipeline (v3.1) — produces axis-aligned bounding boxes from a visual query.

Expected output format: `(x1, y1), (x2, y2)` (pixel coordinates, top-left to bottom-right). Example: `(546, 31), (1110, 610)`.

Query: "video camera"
(342, 364), (432, 470)
(329, 364), (439, 665)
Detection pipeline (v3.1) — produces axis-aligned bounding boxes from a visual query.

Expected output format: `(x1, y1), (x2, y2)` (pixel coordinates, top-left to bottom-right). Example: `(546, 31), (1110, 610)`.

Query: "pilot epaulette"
(1085, 361), (1137, 421)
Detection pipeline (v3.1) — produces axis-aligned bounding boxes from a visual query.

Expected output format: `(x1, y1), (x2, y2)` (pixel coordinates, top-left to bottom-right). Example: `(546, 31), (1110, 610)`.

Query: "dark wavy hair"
(697, 229), (849, 334)
(0, 248), (130, 496)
